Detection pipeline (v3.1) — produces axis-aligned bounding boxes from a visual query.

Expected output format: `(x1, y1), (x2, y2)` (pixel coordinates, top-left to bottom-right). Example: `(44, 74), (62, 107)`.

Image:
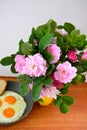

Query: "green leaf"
(54, 96), (62, 106)
(18, 75), (32, 84)
(60, 83), (70, 94)
(57, 25), (64, 29)
(70, 30), (80, 40)
(67, 37), (72, 44)
(33, 76), (45, 85)
(35, 24), (47, 39)
(21, 42), (34, 55)
(20, 83), (29, 96)
(18, 39), (25, 54)
(75, 74), (83, 81)
(57, 36), (63, 47)
(76, 41), (85, 50)
(46, 64), (55, 76)
(79, 75), (85, 82)
(82, 59), (87, 69)
(18, 75), (32, 96)
(83, 40), (87, 49)
(60, 88), (69, 94)
(78, 34), (86, 41)
(32, 76), (46, 101)
(47, 19), (57, 33)
(43, 51), (54, 62)
(43, 77), (53, 86)
(64, 83), (70, 88)
(71, 77), (77, 85)
(62, 96), (74, 105)
(60, 103), (69, 113)
(10, 63), (17, 73)
(76, 65), (84, 73)
(64, 22), (75, 33)
(29, 28), (36, 43)
(32, 82), (43, 102)
(0, 56), (14, 66)
(39, 33), (54, 52)
(35, 19), (56, 39)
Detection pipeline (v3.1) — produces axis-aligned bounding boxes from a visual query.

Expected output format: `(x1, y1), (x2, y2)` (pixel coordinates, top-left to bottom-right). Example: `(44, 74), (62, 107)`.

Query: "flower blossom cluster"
(1, 19), (87, 113)
(15, 53), (47, 77)
(15, 42), (78, 99)
(14, 43), (79, 99)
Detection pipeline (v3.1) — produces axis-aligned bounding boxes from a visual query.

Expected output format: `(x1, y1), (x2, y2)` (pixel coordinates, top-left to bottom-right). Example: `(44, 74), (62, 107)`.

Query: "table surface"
(0, 76), (87, 130)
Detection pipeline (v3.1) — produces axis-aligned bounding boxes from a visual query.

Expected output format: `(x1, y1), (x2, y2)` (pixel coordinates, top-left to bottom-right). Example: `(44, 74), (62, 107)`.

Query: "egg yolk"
(5, 96), (16, 104)
(0, 100), (2, 106)
(3, 108), (15, 118)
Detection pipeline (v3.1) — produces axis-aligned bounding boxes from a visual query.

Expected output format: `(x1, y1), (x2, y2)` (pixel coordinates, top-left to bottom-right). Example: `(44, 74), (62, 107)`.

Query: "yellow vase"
(37, 96), (54, 106)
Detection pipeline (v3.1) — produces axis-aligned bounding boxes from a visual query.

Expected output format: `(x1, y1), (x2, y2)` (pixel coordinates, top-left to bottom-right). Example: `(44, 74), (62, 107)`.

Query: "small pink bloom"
(39, 88), (46, 99)
(23, 53), (47, 77)
(54, 61), (77, 84)
(81, 51), (87, 60)
(39, 85), (60, 99)
(56, 28), (67, 36)
(68, 50), (77, 62)
(46, 44), (61, 64)
(14, 55), (25, 73)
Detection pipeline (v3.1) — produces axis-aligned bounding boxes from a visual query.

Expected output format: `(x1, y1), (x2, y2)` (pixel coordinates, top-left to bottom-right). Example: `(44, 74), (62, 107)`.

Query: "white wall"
(0, 0), (87, 76)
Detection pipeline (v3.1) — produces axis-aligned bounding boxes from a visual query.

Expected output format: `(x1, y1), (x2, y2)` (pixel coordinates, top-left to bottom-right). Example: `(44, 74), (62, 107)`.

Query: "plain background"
(0, 0), (87, 76)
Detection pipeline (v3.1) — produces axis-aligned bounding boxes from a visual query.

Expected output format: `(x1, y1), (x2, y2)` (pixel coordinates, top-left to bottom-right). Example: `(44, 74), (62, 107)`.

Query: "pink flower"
(56, 28), (67, 36)
(39, 85), (60, 99)
(68, 50), (77, 62)
(14, 55), (25, 73)
(23, 53), (47, 77)
(81, 51), (87, 60)
(39, 88), (46, 99)
(46, 44), (61, 64)
(54, 61), (77, 84)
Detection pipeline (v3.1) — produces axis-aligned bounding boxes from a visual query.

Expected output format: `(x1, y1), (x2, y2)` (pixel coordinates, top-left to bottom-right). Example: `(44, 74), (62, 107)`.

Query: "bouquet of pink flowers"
(1, 19), (87, 113)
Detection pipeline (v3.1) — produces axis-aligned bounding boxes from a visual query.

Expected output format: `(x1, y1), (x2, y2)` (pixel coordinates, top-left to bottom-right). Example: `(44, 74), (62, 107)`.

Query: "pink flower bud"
(46, 44), (61, 64)
(81, 51), (87, 60)
(68, 50), (77, 62)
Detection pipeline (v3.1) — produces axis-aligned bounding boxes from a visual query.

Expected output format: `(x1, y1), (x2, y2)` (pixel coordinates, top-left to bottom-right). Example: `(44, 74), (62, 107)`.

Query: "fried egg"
(0, 91), (27, 123)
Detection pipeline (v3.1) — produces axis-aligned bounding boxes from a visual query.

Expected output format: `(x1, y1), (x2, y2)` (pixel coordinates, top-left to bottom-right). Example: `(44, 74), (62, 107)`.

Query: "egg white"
(0, 91), (27, 123)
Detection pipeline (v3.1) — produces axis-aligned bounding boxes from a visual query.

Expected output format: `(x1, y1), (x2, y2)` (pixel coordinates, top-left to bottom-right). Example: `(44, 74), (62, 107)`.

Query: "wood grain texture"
(0, 76), (87, 130)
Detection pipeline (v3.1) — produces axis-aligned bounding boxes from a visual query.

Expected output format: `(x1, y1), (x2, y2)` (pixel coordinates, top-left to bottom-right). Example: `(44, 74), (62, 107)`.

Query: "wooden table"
(0, 76), (87, 130)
